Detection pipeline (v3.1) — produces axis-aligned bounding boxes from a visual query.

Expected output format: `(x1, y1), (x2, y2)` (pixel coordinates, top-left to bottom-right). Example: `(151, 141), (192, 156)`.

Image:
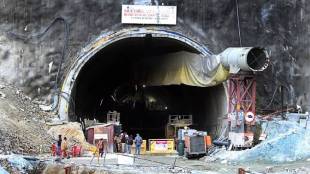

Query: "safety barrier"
(149, 139), (175, 154)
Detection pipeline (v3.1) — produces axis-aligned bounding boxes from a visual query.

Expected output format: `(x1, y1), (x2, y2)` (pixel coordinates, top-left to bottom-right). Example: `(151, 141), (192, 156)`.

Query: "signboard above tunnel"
(121, 5), (177, 25)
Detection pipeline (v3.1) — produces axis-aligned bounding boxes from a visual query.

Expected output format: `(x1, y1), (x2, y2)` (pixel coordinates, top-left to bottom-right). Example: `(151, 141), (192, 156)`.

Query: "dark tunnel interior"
(70, 36), (227, 139)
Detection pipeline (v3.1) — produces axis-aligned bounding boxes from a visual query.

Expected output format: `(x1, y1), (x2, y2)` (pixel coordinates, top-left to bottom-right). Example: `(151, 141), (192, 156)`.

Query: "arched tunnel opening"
(69, 35), (227, 139)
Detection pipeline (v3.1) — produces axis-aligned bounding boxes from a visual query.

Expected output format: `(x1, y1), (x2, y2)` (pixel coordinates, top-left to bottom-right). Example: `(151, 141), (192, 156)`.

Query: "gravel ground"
(39, 154), (310, 174)
(0, 82), (54, 155)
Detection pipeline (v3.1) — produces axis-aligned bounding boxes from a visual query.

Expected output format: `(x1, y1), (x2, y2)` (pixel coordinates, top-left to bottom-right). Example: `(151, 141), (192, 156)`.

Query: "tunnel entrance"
(68, 35), (227, 139)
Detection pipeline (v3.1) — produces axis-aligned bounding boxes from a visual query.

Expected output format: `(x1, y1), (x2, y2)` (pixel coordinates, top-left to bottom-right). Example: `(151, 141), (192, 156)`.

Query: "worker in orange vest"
(61, 137), (69, 159)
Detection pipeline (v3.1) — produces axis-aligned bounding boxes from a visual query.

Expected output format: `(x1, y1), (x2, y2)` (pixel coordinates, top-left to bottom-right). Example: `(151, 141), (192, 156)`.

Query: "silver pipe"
(218, 47), (269, 73)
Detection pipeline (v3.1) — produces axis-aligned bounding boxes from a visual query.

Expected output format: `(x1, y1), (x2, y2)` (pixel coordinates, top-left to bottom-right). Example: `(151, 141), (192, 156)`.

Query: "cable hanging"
(7, 17), (70, 113)
(235, 0), (242, 46)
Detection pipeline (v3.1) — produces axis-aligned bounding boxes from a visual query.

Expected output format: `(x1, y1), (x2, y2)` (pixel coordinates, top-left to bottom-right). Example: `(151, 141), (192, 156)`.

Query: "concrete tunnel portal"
(60, 28), (228, 139)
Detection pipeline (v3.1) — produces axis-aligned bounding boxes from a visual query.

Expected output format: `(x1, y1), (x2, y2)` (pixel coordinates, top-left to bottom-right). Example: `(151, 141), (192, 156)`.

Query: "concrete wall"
(0, 0), (309, 110)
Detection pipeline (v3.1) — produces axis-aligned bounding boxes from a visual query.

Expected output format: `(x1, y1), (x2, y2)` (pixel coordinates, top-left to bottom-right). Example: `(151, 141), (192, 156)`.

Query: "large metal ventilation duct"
(218, 47), (269, 73)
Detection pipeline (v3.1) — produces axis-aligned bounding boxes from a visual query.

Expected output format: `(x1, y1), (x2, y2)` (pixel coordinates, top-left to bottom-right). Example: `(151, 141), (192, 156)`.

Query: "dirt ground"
(39, 154), (310, 174)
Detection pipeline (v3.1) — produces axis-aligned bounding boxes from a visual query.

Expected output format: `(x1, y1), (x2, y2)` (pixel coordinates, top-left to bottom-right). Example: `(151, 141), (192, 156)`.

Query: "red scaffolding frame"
(228, 73), (256, 116)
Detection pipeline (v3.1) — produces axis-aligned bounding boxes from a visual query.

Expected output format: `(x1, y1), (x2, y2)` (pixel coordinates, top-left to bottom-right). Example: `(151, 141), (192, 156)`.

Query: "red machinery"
(71, 145), (82, 157)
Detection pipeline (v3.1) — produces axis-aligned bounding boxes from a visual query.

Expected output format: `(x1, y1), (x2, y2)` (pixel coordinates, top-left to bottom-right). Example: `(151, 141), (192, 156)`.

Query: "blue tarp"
(240, 121), (310, 162)
(7, 155), (33, 171)
(215, 121), (310, 163)
(0, 166), (9, 174)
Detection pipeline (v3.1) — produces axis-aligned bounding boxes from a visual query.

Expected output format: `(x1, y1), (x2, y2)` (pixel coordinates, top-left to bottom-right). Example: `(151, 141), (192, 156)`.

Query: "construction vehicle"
(184, 132), (207, 158)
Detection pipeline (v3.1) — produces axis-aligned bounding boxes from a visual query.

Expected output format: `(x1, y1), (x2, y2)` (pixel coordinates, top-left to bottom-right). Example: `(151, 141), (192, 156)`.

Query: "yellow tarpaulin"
(135, 51), (229, 87)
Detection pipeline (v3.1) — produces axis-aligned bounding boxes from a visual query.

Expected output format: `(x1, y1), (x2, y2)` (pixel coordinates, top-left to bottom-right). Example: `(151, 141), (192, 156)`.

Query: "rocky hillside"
(0, 81), (53, 154)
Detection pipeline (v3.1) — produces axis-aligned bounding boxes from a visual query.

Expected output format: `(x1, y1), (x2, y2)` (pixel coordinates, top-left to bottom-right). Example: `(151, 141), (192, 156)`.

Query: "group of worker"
(52, 135), (69, 159)
(52, 133), (143, 159)
(113, 132), (143, 155)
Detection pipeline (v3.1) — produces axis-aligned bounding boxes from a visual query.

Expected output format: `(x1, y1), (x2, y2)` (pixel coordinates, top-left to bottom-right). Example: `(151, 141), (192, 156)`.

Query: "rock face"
(0, 0), (309, 110)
